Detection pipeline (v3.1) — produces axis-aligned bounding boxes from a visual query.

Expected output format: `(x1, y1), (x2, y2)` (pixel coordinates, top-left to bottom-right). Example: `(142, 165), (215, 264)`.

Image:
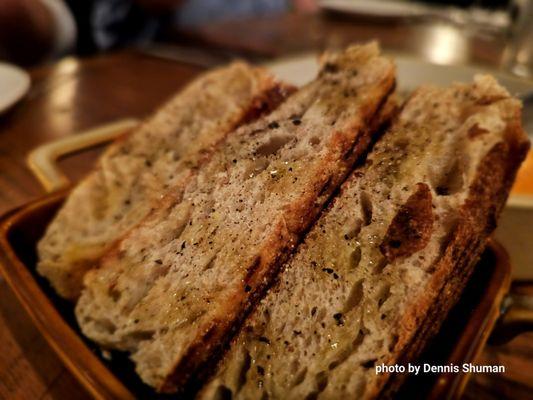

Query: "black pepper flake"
(333, 273), (339, 279)
(333, 313), (344, 326)
(344, 234), (349, 240)
(181, 241), (186, 250)
(292, 118), (301, 126)
(311, 306), (317, 316)
(323, 62), (339, 74)
(257, 366), (265, 376)
(322, 267), (334, 274)
(232, 159), (237, 163)
(245, 285), (252, 292)
(154, 259), (163, 265)
(293, 330), (302, 336)
(268, 121), (279, 129)
(284, 340), (290, 346)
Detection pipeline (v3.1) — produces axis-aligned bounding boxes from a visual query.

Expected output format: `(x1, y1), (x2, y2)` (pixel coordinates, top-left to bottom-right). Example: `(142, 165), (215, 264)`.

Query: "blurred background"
(0, 0), (531, 76)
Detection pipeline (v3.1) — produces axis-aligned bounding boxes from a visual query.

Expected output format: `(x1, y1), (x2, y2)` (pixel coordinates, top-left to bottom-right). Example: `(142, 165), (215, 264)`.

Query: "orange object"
(512, 148), (533, 195)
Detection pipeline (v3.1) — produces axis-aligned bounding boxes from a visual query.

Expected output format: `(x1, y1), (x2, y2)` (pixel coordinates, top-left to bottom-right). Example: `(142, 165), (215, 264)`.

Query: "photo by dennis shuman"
(375, 362), (506, 375)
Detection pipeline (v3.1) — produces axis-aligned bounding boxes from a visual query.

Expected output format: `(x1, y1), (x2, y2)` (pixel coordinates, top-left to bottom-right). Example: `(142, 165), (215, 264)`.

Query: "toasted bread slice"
(75, 43), (396, 392)
(37, 62), (291, 300)
(200, 75), (529, 400)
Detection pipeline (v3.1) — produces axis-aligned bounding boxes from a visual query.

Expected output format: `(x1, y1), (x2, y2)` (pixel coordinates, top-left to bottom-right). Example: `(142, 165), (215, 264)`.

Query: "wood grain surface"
(0, 12), (531, 399)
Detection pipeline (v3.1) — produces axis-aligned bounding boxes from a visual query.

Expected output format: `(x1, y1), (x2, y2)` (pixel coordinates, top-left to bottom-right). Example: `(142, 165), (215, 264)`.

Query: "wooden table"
(0, 12), (532, 399)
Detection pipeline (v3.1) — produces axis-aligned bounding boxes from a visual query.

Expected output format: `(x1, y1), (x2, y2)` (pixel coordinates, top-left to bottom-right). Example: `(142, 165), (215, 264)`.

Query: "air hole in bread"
(94, 318), (117, 335)
(316, 307), (327, 322)
(255, 134), (293, 157)
(309, 136), (321, 146)
(376, 284), (391, 308)
(315, 371), (329, 392)
(344, 218), (362, 240)
(108, 287), (121, 302)
(290, 359), (300, 375)
(126, 329), (155, 342)
(344, 279), (364, 313)
(305, 392), (318, 400)
(349, 245), (362, 270)
(361, 358), (377, 369)
(293, 367), (308, 386)
(213, 385), (233, 400)
(380, 183), (434, 262)
(389, 334), (399, 351)
(326, 331), (365, 371)
(236, 350), (252, 391)
(202, 253), (217, 271)
(433, 157), (464, 196)
(173, 216), (189, 239)
(360, 192), (373, 225)
(353, 328), (365, 347)
(393, 138), (409, 152)
(372, 257), (388, 275)
(328, 336), (361, 371)
(243, 158), (269, 179)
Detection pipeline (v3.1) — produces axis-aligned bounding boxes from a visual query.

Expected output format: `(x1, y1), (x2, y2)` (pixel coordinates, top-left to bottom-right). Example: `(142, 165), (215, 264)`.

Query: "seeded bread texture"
(37, 62), (290, 300)
(75, 43), (396, 393)
(200, 75), (529, 400)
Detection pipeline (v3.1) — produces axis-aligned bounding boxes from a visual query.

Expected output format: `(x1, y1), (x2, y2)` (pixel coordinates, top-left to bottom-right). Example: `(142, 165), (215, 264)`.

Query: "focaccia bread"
(200, 75), (529, 400)
(75, 43), (396, 392)
(37, 62), (291, 300)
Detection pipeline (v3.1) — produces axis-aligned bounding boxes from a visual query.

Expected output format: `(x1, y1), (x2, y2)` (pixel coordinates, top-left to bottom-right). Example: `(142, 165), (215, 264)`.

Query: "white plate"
(0, 63), (30, 114)
(267, 52), (533, 98)
(318, 0), (430, 19)
(267, 54), (533, 279)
